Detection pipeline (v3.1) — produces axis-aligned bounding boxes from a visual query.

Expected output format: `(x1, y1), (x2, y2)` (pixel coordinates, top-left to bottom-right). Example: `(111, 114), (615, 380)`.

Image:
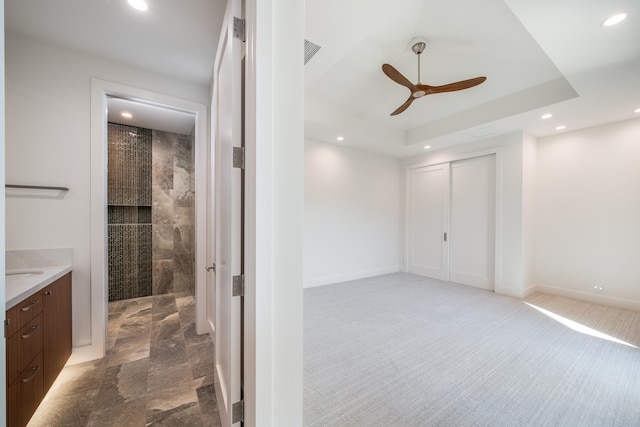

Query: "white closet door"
(406, 163), (450, 280)
(449, 155), (495, 290)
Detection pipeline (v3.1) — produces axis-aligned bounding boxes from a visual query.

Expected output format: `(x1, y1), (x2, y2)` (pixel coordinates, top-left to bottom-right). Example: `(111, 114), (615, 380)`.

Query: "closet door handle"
(21, 365), (40, 383)
(22, 325), (39, 339)
(444, 232), (448, 242)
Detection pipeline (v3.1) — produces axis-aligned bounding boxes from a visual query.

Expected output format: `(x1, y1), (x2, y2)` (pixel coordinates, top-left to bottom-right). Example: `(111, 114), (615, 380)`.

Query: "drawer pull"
(21, 365), (40, 383)
(22, 325), (39, 339)
(45, 290), (52, 295)
(21, 299), (40, 312)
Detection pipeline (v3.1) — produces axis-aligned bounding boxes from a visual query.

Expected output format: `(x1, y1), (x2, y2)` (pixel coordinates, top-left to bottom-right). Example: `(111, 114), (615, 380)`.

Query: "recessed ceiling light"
(424, 145), (431, 149)
(336, 136), (344, 141)
(128, 0), (148, 11)
(556, 125), (566, 130)
(635, 108), (640, 113)
(602, 12), (627, 27)
(121, 112), (133, 118)
(541, 113), (553, 119)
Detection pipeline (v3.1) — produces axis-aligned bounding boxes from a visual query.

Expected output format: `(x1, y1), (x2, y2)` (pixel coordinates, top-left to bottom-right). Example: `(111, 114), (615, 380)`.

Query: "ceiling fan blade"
(382, 64), (416, 90)
(390, 96), (415, 116)
(419, 76), (486, 94)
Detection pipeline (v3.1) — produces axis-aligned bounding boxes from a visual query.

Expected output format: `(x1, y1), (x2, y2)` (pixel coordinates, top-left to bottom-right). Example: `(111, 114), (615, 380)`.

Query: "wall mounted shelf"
(6, 184), (69, 192)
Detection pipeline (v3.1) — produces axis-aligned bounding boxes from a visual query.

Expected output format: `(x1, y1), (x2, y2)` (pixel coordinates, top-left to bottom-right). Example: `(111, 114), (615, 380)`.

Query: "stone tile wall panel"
(108, 123), (195, 301)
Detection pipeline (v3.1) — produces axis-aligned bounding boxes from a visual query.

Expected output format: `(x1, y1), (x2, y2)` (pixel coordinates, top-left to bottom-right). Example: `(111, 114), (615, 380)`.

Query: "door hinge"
(232, 274), (245, 297)
(233, 146), (245, 169)
(233, 17), (246, 42)
(232, 400), (244, 423)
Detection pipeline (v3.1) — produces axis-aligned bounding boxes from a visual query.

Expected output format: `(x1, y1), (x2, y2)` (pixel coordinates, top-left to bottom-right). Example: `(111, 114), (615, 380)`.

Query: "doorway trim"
(404, 147), (503, 292)
(84, 78), (208, 363)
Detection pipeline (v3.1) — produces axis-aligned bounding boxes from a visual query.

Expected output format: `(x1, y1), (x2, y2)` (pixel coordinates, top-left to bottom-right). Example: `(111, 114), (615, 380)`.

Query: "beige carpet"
(304, 273), (640, 426)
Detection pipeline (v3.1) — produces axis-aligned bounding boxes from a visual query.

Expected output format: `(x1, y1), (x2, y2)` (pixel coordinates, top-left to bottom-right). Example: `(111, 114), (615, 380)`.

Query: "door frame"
(85, 79), (208, 363)
(404, 147), (503, 291)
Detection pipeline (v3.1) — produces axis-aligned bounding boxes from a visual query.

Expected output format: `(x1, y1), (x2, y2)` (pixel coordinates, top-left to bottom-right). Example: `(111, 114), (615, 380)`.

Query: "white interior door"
(214, 0), (243, 425)
(449, 155), (496, 290)
(406, 163), (450, 280)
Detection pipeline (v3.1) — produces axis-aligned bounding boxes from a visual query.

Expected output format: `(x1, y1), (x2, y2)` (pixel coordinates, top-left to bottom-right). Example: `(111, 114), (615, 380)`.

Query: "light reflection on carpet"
(524, 302), (638, 349)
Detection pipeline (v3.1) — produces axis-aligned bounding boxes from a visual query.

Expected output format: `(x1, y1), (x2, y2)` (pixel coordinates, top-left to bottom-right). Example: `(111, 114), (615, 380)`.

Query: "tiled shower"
(107, 122), (195, 301)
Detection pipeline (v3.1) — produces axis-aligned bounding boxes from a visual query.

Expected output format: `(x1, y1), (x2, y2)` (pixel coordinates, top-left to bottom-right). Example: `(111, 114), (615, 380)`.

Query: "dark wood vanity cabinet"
(5, 272), (72, 427)
(42, 273), (72, 394)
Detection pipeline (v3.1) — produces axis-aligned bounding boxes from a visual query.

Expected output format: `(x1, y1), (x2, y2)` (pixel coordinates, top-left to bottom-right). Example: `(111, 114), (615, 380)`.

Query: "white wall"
(304, 139), (401, 287)
(535, 117), (640, 310)
(401, 132), (530, 298)
(5, 35), (209, 352)
(247, 0), (305, 424)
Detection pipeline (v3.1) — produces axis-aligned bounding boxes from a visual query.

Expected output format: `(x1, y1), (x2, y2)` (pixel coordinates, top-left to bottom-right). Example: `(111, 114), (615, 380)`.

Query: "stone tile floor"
(28, 292), (222, 426)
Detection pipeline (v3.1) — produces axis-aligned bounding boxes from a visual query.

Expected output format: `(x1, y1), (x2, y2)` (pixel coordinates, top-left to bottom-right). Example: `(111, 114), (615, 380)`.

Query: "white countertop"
(6, 264), (73, 310)
(5, 248), (74, 310)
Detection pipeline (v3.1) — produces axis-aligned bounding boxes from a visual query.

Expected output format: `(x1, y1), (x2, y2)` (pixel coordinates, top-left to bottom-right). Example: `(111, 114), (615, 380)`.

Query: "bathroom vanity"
(5, 250), (72, 427)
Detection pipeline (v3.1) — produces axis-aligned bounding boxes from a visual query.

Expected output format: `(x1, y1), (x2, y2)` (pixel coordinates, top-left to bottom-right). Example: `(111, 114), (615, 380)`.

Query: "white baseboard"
(303, 266), (401, 288)
(67, 343), (104, 366)
(522, 284), (537, 298)
(531, 283), (640, 311)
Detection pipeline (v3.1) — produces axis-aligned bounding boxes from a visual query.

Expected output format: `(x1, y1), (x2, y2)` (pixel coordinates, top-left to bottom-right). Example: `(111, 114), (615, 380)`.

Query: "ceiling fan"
(382, 40), (487, 116)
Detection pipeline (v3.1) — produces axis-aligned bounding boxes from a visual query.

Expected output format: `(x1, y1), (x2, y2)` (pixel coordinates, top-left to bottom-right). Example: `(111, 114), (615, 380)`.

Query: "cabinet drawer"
(7, 313), (43, 387)
(5, 291), (42, 339)
(7, 351), (44, 427)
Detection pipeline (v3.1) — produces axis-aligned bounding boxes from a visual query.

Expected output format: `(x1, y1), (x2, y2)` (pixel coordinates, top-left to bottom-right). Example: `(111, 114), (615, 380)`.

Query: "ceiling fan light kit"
(382, 40), (487, 115)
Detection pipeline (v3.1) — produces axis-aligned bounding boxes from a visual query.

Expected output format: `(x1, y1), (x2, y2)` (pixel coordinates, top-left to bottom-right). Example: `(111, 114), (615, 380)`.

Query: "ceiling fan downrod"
(412, 41), (427, 95)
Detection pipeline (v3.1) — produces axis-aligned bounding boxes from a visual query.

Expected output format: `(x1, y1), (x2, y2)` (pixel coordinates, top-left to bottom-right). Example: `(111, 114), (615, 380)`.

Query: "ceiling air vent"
(468, 126), (498, 139)
(304, 39), (322, 65)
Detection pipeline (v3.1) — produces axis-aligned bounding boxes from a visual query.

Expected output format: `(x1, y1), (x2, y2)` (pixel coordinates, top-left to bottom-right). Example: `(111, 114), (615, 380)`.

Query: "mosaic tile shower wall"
(108, 124), (152, 206)
(107, 207), (152, 300)
(107, 123), (153, 301)
(107, 123), (195, 301)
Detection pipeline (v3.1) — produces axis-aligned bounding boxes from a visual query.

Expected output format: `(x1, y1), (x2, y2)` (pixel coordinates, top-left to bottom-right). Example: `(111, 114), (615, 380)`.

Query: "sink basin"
(6, 269), (44, 279)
